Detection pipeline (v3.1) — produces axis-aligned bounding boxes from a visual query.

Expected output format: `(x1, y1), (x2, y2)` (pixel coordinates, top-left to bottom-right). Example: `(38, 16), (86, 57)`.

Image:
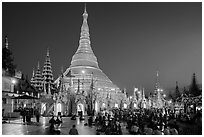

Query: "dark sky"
(2, 2), (202, 95)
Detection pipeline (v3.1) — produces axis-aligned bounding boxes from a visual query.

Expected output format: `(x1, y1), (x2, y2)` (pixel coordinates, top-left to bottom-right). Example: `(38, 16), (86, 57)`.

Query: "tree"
(2, 36), (16, 76)
(189, 73), (201, 97)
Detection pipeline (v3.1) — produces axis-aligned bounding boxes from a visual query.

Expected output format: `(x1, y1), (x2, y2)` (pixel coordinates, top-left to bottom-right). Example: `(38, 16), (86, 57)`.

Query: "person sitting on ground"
(88, 116), (93, 126)
(144, 127), (153, 135)
(71, 115), (76, 120)
(153, 129), (163, 135)
(143, 124), (153, 135)
(49, 116), (56, 133)
(105, 126), (111, 135)
(169, 128), (178, 135)
(69, 125), (79, 135)
(115, 121), (122, 135)
(163, 126), (170, 135)
(55, 116), (62, 128)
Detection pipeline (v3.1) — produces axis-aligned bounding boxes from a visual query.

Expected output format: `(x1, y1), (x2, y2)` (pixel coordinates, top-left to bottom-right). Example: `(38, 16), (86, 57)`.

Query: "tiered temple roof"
(42, 49), (54, 95)
(34, 62), (43, 91)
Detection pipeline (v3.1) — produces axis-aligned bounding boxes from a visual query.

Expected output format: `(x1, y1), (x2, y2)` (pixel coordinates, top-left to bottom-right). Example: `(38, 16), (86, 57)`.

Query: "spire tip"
(5, 36), (9, 49)
(47, 48), (50, 56)
(37, 62), (40, 69)
(84, 3), (87, 13)
(83, 3), (88, 18)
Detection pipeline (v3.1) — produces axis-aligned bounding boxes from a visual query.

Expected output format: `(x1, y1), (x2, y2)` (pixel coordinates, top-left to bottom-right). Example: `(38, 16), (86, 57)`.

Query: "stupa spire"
(84, 3), (87, 14)
(5, 36), (9, 49)
(80, 3), (90, 51)
(133, 87), (137, 99)
(156, 71), (159, 88)
(30, 68), (35, 86)
(154, 71), (160, 94)
(71, 4), (99, 68)
(37, 61), (40, 69)
(142, 88), (145, 99)
(61, 66), (64, 75)
(32, 68), (35, 77)
(47, 48), (49, 57)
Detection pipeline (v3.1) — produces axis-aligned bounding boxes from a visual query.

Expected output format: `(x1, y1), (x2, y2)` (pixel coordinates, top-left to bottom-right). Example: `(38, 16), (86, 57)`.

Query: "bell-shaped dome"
(68, 6), (118, 91)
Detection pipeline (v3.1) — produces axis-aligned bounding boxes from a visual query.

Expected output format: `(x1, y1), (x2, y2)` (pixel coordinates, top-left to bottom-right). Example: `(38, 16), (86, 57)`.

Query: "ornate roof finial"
(5, 36), (9, 49)
(142, 88), (145, 98)
(61, 65), (64, 74)
(61, 66), (64, 78)
(37, 61), (40, 69)
(32, 68), (35, 77)
(84, 3), (87, 13)
(156, 70), (159, 88)
(47, 47), (49, 57)
(83, 3), (88, 20)
(30, 68), (36, 86)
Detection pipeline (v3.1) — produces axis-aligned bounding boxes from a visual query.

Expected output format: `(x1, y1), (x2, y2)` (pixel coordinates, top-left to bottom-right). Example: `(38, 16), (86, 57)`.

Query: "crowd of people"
(3, 102), (201, 135)
(15, 107), (40, 124)
(13, 106), (201, 135)
(46, 107), (202, 135)
(93, 108), (202, 135)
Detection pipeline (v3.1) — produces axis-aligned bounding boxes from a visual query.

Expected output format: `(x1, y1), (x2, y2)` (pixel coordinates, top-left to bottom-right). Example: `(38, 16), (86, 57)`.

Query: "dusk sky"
(2, 2), (202, 95)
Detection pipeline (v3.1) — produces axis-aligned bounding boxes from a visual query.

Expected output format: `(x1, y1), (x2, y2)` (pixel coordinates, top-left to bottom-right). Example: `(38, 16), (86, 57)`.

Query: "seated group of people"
(95, 112), (123, 135)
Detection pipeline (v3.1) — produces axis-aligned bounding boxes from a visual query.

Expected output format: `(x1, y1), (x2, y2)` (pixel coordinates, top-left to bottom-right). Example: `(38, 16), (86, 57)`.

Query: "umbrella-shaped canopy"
(11, 94), (39, 99)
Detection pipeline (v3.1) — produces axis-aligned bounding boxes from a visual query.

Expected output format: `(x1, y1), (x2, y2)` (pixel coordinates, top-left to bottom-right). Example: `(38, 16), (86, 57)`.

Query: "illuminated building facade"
(129, 87), (148, 109)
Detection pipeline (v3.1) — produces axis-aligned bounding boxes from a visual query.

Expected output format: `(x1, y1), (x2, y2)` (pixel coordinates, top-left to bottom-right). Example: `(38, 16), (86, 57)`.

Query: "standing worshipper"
(34, 108), (40, 123)
(21, 108), (26, 124)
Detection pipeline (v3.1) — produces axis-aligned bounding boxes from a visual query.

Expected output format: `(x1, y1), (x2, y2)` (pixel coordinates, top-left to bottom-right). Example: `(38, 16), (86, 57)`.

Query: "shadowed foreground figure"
(69, 125), (79, 135)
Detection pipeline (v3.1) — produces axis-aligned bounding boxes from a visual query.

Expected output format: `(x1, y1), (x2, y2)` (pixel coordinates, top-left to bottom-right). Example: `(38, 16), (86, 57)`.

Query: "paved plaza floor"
(2, 116), (201, 135)
(2, 116), (129, 135)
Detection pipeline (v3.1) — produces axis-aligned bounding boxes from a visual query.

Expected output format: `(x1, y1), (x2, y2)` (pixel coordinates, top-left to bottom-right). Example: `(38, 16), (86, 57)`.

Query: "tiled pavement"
(2, 117), (50, 135)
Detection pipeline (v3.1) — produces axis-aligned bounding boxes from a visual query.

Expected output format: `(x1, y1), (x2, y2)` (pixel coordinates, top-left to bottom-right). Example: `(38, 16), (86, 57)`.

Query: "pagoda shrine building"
(54, 5), (128, 116)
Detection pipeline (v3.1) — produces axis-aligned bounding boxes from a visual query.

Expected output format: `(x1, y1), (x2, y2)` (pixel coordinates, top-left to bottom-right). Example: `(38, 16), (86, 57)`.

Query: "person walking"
(69, 125), (79, 135)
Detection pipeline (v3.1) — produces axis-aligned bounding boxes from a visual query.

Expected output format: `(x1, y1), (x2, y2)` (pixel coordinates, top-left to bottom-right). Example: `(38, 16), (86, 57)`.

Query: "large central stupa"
(61, 6), (119, 91)
(54, 5), (129, 115)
